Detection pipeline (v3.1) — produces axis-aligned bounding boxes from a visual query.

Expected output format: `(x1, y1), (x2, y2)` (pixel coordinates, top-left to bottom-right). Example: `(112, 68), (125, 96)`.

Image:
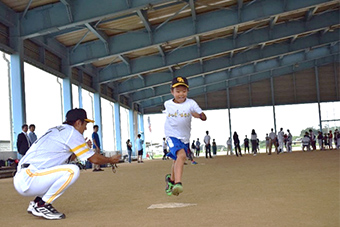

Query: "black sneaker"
(32, 203), (65, 220)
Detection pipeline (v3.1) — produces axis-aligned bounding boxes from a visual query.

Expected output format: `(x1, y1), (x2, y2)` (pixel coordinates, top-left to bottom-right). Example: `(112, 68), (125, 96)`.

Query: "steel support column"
(226, 84), (233, 152)
(10, 36), (26, 154)
(93, 92), (102, 144)
(315, 65), (322, 131)
(270, 76), (277, 133)
(138, 113), (146, 158)
(114, 102), (122, 151)
(62, 77), (72, 119)
(61, 56), (73, 119)
(78, 84), (83, 108)
(129, 109), (135, 157)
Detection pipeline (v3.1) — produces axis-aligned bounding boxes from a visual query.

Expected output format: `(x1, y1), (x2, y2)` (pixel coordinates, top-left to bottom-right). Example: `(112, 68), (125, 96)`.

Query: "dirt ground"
(1, 150), (339, 227)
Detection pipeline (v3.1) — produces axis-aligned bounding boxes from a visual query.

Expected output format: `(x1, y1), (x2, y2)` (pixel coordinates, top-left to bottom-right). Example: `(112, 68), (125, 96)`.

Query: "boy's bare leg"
(174, 149), (186, 183)
(170, 161), (175, 182)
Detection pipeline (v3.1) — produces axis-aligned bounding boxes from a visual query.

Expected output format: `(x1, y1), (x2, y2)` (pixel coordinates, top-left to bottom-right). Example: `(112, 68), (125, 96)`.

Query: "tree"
(299, 126), (338, 137)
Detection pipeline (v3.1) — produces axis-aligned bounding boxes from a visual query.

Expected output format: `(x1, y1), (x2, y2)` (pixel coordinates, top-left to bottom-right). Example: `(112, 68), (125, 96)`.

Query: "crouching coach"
(13, 108), (120, 220)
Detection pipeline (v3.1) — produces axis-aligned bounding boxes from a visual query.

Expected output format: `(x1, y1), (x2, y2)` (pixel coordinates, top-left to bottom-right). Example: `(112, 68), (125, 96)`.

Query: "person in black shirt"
(244, 135), (249, 154)
(233, 132), (242, 157)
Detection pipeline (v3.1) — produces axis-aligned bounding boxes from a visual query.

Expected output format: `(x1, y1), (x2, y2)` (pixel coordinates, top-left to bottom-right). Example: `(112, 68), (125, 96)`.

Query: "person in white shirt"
(204, 131), (212, 158)
(13, 108), (121, 220)
(265, 133), (270, 153)
(164, 77), (207, 196)
(226, 137), (232, 155)
(278, 128), (285, 153)
(309, 129), (316, 150)
(302, 132), (311, 151)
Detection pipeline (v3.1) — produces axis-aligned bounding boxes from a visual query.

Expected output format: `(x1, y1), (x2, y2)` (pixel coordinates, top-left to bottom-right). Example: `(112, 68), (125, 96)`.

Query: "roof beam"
(0, 1), (15, 27)
(120, 32), (339, 99)
(19, 0), (174, 39)
(97, 10), (339, 84)
(189, 0), (197, 32)
(21, 0), (33, 20)
(60, 0), (73, 22)
(118, 54), (131, 73)
(136, 9), (152, 33)
(140, 50), (338, 109)
(155, 3), (189, 32)
(67, 0), (337, 67)
(85, 22), (109, 53)
(306, 6), (318, 21)
(237, 0), (243, 22)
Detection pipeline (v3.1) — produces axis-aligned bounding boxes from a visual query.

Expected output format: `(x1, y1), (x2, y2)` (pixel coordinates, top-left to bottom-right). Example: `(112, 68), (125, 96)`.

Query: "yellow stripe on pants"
(26, 168), (75, 204)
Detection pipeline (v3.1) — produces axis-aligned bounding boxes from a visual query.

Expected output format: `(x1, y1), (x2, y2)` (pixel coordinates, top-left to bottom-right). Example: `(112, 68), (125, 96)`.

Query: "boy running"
(164, 77), (207, 196)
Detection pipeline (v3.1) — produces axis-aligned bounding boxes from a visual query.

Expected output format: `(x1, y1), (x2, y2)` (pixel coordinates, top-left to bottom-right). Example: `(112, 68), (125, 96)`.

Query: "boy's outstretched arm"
(192, 112), (207, 121)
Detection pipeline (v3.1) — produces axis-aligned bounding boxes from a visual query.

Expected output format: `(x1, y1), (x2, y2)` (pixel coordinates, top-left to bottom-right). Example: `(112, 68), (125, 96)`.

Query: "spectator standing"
(334, 129), (339, 149)
(191, 140), (196, 157)
(204, 131), (212, 158)
(302, 132), (311, 151)
(28, 124), (37, 145)
(16, 124), (31, 158)
(250, 129), (257, 156)
(287, 129), (293, 152)
(212, 139), (217, 156)
(277, 128), (284, 153)
(126, 139), (132, 163)
(233, 132), (242, 157)
(317, 131), (323, 150)
(309, 129), (316, 150)
(227, 137), (232, 155)
(323, 133), (329, 149)
(195, 139), (201, 157)
(329, 130), (333, 149)
(268, 128), (277, 155)
(335, 129), (340, 149)
(162, 138), (168, 160)
(244, 135), (250, 154)
(136, 134), (144, 163)
(265, 133), (270, 153)
(92, 125), (103, 172)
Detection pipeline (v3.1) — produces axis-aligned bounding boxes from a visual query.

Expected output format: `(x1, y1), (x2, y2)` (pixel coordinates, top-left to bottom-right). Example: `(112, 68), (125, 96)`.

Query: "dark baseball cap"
(65, 108), (94, 123)
(171, 77), (189, 88)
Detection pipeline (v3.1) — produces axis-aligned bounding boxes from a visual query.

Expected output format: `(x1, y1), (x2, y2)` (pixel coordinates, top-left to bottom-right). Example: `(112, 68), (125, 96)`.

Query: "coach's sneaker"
(32, 203), (65, 220)
(27, 196), (42, 214)
(165, 174), (174, 196)
(27, 201), (35, 214)
(172, 183), (183, 196)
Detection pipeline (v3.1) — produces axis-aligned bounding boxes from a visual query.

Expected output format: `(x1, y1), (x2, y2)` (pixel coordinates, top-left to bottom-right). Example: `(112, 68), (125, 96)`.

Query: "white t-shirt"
(278, 131), (284, 141)
(164, 98), (202, 144)
(269, 131), (276, 140)
(18, 124), (95, 170)
(204, 135), (211, 144)
(162, 141), (167, 149)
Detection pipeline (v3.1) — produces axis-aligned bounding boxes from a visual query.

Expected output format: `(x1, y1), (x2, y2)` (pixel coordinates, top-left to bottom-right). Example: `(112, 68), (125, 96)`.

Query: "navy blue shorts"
(166, 137), (188, 160)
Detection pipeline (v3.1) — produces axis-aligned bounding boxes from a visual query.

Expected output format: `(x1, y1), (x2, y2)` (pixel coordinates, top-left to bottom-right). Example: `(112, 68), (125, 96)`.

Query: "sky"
(1, 51), (339, 152)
